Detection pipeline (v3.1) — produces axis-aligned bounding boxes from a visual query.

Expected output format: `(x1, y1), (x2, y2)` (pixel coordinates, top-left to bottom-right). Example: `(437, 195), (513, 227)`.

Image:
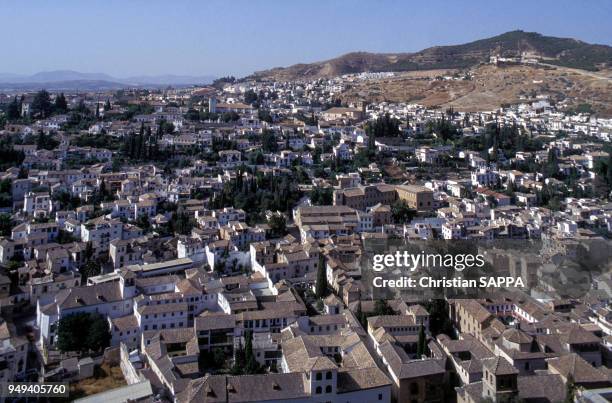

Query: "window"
(316, 372), (322, 381)
(325, 385), (332, 393)
(315, 386), (322, 394)
(326, 371), (332, 380)
(378, 393), (383, 400)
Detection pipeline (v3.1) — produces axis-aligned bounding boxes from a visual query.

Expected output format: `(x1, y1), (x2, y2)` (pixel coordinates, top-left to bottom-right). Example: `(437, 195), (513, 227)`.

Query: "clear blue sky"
(2, 0), (611, 77)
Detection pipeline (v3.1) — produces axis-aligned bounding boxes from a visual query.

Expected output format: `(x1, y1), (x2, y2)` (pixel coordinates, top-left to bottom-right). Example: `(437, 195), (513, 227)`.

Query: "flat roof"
(73, 380), (152, 403)
(125, 257), (193, 272)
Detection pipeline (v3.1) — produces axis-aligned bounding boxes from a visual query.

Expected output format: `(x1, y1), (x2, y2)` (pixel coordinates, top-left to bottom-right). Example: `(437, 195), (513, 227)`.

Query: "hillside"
(340, 64), (612, 116)
(250, 31), (612, 81)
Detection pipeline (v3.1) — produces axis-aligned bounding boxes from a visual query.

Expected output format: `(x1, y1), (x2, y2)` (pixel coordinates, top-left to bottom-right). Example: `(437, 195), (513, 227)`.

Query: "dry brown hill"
(250, 31), (612, 81)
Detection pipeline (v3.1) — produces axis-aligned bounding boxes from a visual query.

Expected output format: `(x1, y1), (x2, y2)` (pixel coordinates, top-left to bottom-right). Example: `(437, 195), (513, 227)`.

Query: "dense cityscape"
(1, 32), (612, 403)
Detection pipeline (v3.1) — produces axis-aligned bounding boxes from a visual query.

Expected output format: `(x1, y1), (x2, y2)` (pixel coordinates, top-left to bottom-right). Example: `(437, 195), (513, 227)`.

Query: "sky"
(1, 0), (611, 78)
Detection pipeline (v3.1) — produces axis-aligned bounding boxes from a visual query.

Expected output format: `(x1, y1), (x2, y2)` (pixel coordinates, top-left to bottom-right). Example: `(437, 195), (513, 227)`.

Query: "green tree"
(6, 96), (22, 120)
(231, 339), (246, 374)
(57, 313), (110, 353)
(258, 109), (273, 123)
(88, 313), (112, 351)
(221, 112), (240, 122)
(416, 324), (426, 357)
(355, 301), (367, 329)
(366, 113), (401, 138)
(545, 148), (560, 178)
(184, 108), (200, 121)
(244, 90), (258, 105)
(310, 187), (333, 205)
(81, 259), (101, 281)
(31, 89), (53, 118)
(36, 130), (59, 150)
(268, 214), (287, 237)
(261, 129), (278, 152)
(54, 93), (68, 113)
(0, 213), (13, 236)
(425, 117), (460, 142)
(315, 253), (327, 298)
(244, 330), (259, 374)
(564, 374), (576, 403)
(424, 300), (454, 336)
(136, 214), (150, 230)
(56, 313), (89, 353)
(374, 299), (394, 316)
(391, 200), (416, 224)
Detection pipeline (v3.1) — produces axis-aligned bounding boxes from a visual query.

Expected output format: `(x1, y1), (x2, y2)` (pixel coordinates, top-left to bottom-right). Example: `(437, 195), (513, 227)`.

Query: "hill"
(250, 31), (612, 81)
(340, 64), (612, 116)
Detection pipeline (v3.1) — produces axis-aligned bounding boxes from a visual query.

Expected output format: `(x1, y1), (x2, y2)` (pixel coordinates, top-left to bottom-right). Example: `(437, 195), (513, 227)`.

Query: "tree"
(136, 214), (151, 231)
(366, 113), (401, 138)
(244, 330), (259, 374)
(174, 210), (193, 235)
(258, 109), (273, 123)
(36, 130), (59, 150)
(84, 241), (94, 260)
(416, 324), (426, 357)
(88, 313), (112, 351)
(104, 99), (112, 111)
(0, 214), (13, 237)
(31, 90), (53, 118)
(184, 108), (200, 121)
(244, 89), (258, 105)
(57, 313), (110, 353)
(564, 374), (576, 403)
(425, 117), (460, 142)
(213, 348), (226, 368)
(261, 130), (278, 152)
(268, 214), (287, 237)
(6, 97), (21, 120)
(315, 253), (327, 298)
(545, 148), (560, 178)
(310, 187), (333, 205)
(424, 300), (454, 336)
(231, 339), (246, 374)
(355, 301), (367, 329)
(57, 313), (89, 353)
(81, 259), (101, 280)
(391, 200), (416, 224)
(54, 93), (68, 113)
(374, 299), (394, 316)
(221, 112), (240, 123)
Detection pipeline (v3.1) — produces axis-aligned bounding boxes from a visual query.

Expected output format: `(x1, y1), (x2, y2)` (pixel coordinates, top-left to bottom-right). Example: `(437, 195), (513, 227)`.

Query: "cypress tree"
(417, 324), (426, 357)
(315, 253), (327, 298)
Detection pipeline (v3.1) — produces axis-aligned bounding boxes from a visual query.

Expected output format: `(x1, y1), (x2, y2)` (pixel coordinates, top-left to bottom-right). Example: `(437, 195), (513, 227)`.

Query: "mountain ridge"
(0, 70), (215, 88)
(249, 30), (612, 81)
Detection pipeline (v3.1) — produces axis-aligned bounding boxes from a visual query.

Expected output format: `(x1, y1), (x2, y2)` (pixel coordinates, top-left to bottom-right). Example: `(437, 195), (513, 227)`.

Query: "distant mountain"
(123, 74), (216, 86)
(250, 30), (612, 81)
(0, 70), (215, 90)
(0, 80), (132, 91)
(25, 70), (117, 83)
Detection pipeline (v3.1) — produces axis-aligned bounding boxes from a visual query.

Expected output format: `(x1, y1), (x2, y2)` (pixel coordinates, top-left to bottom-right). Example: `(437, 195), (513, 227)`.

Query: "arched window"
(315, 386), (322, 394)
(326, 371), (332, 380)
(325, 385), (332, 393)
(316, 372), (322, 381)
